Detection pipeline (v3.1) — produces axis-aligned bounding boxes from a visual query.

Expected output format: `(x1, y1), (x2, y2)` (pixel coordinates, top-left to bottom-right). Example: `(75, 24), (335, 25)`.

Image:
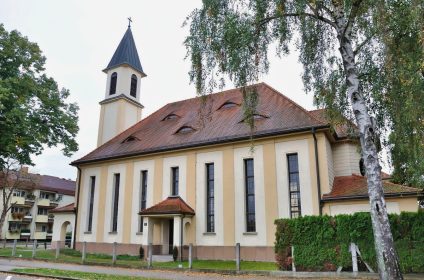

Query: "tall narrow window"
(206, 163), (215, 232)
(87, 176), (96, 232)
(288, 154), (301, 218)
(109, 72), (117, 95)
(130, 74), (137, 97)
(111, 173), (120, 232)
(171, 167), (179, 195)
(139, 171), (148, 232)
(244, 159), (256, 232)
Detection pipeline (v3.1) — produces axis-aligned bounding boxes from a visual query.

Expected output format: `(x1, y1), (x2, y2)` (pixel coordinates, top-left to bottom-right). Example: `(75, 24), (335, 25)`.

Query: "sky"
(1, 0), (321, 180)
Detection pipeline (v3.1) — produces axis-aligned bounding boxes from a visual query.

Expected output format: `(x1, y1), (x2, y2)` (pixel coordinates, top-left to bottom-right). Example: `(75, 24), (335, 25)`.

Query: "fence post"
(12, 239), (17, 257)
(32, 239), (37, 258)
(188, 243), (193, 269)
(291, 246), (296, 272)
(112, 242), (117, 265)
(235, 243), (240, 271)
(3, 239), (6, 249)
(25, 238), (28, 248)
(148, 243), (152, 268)
(55, 243), (60, 259)
(81, 241), (87, 263)
(350, 243), (358, 273)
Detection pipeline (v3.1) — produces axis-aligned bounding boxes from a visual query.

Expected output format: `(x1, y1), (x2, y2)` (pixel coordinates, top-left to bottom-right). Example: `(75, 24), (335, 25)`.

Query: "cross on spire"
(128, 17), (132, 28)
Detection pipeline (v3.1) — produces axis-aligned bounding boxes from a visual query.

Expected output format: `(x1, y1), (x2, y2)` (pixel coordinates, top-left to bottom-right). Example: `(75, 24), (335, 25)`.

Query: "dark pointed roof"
(104, 27), (146, 76)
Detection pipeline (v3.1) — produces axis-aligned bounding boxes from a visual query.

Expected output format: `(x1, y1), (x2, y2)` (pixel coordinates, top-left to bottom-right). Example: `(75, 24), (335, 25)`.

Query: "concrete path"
(0, 258), (422, 280)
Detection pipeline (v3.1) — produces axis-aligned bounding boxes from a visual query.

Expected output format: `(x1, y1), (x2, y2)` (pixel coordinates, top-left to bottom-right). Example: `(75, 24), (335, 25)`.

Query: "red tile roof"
(309, 108), (357, 139)
(322, 174), (422, 201)
(73, 83), (327, 165)
(50, 203), (75, 213)
(139, 196), (195, 216)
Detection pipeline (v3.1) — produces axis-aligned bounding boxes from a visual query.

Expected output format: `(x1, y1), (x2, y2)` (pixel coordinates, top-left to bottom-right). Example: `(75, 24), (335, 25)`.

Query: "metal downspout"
(73, 166), (82, 249)
(180, 215), (184, 262)
(312, 128), (323, 216)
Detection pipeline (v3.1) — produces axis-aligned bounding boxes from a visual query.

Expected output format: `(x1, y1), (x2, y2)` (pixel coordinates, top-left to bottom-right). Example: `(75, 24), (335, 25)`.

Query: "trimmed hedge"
(274, 212), (424, 272)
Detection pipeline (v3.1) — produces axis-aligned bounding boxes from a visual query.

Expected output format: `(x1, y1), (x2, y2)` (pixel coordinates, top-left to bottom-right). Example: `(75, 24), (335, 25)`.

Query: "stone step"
(152, 254), (173, 262)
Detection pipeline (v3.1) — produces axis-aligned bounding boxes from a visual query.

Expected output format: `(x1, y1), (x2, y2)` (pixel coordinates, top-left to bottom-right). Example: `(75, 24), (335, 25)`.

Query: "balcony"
(20, 229), (31, 238)
(37, 198), (50, 207)
(22, 214), (33, 223)
(34, 231), (47, 240)
(8, 212), (25, 222)
(37, 198), (59, 208)
(11, 196), (25, 205)
(6, 230), (20, 240)
(36, 215), (48, 223)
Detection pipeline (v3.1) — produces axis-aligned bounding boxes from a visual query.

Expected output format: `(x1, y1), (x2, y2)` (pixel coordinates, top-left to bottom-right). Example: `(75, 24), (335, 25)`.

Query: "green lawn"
(0, 247), (277, 271)
(154, 260), (278, 271)
(12, 268), (161, 280)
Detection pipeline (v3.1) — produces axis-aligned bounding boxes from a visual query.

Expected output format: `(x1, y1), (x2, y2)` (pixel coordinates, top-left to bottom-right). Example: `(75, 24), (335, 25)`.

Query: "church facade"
(70, 27), (421, 261)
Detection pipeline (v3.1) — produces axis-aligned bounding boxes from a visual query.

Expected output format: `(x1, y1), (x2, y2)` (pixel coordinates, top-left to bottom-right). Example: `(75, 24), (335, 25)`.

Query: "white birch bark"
(333, 5), (403, 280)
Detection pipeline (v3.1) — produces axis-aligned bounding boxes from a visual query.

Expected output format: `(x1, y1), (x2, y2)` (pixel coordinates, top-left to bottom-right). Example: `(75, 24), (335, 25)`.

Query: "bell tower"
(97, 24), (146, 146)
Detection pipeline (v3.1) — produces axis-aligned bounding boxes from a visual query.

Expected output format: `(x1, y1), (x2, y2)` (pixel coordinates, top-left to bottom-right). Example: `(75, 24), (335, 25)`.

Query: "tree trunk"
(0, 211), (7, 240)
(336, 20), (403, 280)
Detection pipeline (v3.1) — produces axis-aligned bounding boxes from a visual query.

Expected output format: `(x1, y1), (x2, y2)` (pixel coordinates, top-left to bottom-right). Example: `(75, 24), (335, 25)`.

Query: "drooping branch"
(353, 33), (376, 55)
(257, 12), (337, 29)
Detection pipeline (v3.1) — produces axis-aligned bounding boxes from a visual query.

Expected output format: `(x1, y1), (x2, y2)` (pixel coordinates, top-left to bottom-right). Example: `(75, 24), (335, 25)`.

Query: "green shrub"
(139, 246), (144, 259)
(274, 212), (424, 272)
(172, 246), (178, 262)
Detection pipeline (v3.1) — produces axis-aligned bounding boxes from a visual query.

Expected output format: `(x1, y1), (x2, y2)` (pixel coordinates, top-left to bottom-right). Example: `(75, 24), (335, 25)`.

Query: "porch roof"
(139, 196), (195, 216)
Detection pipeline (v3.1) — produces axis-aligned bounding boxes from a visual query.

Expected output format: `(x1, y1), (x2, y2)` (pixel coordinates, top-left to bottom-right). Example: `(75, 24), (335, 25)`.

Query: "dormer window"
(253, 114), (268, 120)
(218, 101), (238, 110)
(176, 126), (195, 134)
(240, 114), (269, 123)
(121, 135), (139, 143)
(110, 72), (117, 95)
(162, 114), (179, 121)
(130, 74), (137, 98)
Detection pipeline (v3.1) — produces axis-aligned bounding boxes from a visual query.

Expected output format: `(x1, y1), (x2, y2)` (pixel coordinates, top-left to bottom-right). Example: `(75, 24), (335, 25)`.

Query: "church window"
(87, 176), (96, 232)
(288, 154), (301, 218)
(139, 170), (148, 232)
(111, 173), (120, 232)
(171, 167), (179, 196)
(110, 72), (117, 95)
(206, 163), (215, 233)
(244, 159), (256, 232)
(130, 74), (137, 97)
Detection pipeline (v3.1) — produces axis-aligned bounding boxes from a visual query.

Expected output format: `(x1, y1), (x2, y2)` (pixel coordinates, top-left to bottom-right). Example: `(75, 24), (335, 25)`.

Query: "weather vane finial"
(128, 17), (132, 28)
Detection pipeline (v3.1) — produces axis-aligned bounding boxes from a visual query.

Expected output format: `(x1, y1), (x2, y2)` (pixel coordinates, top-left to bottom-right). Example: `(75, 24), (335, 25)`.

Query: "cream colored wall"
(322, 197), (419, 215)
(104, 65), (142, 100)
(97, 99), (142, 146)
(332, 142), (361, 176)
(77, 131), (333, 247)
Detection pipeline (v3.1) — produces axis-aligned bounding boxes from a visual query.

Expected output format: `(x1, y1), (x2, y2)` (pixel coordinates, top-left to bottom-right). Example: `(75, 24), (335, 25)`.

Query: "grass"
(0, 247), (277, 271)
(11, 268), (161, 280)
(154, 260), (278, 271)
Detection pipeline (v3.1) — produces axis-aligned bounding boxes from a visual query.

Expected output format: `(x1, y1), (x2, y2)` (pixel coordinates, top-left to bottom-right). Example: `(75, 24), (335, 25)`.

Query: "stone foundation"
(74, 242), (275, 262)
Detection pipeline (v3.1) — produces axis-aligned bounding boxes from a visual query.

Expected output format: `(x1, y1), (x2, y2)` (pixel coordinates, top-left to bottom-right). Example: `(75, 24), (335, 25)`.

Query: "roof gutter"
(72, 125), (330, 166)
(72, 166), (82, 250)
(312, 128), (323, 216)
(321, 192), (423, 202)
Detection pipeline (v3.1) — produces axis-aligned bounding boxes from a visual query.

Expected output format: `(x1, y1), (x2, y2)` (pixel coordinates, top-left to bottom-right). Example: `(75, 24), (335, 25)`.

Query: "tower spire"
(127, 17), (132, 28)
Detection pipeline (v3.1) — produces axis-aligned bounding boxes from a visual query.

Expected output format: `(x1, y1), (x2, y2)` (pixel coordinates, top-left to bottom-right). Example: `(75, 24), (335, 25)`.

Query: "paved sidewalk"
(0, 258), (422, 280)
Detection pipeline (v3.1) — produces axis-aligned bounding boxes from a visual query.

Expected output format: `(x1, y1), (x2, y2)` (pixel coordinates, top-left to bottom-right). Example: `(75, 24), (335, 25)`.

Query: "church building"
(70, 26), (421, 261)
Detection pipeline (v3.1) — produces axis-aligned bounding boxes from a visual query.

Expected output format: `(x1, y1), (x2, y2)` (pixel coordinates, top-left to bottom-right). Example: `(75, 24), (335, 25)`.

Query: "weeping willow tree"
(184, 1), (423, 279)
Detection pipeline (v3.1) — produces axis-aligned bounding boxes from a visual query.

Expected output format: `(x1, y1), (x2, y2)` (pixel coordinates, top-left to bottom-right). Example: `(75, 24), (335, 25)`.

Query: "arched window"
(130, 74), (137, 97)
(109, 72), (117, 95)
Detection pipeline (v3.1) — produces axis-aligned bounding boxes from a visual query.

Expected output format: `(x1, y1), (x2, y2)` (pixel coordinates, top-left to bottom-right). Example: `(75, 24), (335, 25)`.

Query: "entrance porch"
(139, 196), (195, 261)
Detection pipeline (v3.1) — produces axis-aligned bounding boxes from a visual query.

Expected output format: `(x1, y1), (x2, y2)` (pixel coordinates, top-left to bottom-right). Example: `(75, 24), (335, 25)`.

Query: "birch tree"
(184, 0), (422, 278)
